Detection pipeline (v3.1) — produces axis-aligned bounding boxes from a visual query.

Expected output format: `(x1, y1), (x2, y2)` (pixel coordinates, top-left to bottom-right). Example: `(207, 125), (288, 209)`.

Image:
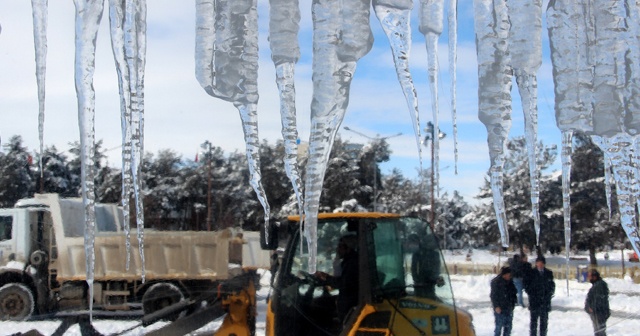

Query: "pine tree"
(0, 136), (34, 207)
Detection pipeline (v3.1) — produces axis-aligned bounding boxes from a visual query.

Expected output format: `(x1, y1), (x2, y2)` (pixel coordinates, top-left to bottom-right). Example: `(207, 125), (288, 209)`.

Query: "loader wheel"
(142, 283), (184, 320)
(0, 283), (35, 321)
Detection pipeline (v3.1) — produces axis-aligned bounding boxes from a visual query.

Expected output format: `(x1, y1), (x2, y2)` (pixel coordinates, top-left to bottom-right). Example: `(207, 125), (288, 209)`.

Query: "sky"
(0, 1), (560, 204)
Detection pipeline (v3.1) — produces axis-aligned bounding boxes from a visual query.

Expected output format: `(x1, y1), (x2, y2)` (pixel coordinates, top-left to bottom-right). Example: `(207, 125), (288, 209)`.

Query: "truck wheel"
(142, 283), (184, 320)
(0, 283), (35, 321)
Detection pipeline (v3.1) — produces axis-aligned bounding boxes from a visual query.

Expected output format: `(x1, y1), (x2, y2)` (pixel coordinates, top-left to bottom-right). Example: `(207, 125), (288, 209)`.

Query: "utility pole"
(343, 126), (402, 212)
(201, 141), (213, 231)
(425, 122), (446, 244)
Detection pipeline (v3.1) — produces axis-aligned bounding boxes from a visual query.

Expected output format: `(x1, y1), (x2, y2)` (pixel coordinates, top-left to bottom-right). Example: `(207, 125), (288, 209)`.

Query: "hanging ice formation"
(420, 0), (444, 202)
(31, 0), (48, 181)
(303, 0), (373, 273)
(73, 0), (105, 319)
(372, 0), (423, 166)
(473, 0), (512, 248)
(107, 0), (147, 279)
(547, 0), (640, 258)
(269, 0), (304, 220)
(561, 130), (572, 293)
(448, 0), (458, 174)
(473, 0), (544, 248)
(195, 0), (271, 233)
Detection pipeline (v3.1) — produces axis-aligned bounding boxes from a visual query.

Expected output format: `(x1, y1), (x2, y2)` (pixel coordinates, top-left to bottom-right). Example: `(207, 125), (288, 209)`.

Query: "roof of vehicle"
(286, 212), (401, 222)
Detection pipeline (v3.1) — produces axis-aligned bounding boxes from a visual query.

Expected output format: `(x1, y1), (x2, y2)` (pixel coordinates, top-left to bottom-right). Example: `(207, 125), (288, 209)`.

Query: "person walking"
(585, 269), (610, 336)
(524, 256), (555, 336)
(490, 266), (517, 336)
(509, 253), (529, 307)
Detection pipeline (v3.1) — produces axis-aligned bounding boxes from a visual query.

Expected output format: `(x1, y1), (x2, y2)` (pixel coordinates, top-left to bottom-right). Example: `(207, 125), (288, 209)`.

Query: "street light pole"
(201, 141), (213, 231)
(425, 122), (446, 243)
(343, 126), (402, 212)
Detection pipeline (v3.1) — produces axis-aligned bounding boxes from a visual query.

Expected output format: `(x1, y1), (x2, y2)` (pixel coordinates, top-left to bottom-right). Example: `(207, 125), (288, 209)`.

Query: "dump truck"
(0, 193), (246, 321)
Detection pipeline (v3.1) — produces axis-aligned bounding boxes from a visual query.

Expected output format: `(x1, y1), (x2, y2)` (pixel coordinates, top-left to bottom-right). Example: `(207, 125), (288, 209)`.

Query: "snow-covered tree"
(566, 133), (622, 265)
(0, 136), (34, 207)
(35, 145), (73, 196)
(469, 137), (559, 250)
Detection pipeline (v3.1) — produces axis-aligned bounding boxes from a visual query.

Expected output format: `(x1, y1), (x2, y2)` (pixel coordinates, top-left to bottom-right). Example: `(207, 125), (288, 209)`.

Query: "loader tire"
(142, 283), (184, 321)
(0, 283), (35, 321)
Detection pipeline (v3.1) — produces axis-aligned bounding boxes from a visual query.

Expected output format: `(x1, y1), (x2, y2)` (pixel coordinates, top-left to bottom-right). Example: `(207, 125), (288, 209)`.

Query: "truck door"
(0, 211), (14, 264)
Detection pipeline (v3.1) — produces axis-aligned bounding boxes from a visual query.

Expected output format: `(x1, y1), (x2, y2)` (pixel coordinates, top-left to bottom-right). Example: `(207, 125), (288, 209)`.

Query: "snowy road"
(5, 272), (640, 335)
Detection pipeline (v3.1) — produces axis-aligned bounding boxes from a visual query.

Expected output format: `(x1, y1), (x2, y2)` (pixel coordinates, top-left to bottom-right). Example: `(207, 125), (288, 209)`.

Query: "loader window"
(0, 216), (12, 241)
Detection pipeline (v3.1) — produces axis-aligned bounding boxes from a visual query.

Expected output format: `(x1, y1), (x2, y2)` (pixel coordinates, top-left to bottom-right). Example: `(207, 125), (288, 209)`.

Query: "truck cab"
(264, 213), (475, 336)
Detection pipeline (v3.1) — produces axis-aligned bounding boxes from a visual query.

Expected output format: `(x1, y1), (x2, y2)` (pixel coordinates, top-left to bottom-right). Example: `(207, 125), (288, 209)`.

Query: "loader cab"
(264, 213), (475, 336)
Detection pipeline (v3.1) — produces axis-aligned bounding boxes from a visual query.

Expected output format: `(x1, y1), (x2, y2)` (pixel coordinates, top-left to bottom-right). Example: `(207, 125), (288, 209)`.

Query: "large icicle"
(420, 0), (444, 200)
(108, 0), (147, 279)
(73, 0), (105, 320)
(127, 0), (147, 282)
(304, 0), (373, 273)
(593, 135), (640, 259)
(195, 0), (270, 231)
(507, 0), (543, 245)
(561, 130), (573, 294)
(269, 0), (304, 220)
(473, 0), (512, 247)
(108, 0), (133, 271)
(31, 0), (48, 181)
(448, 0), (458, 174)
(372, 0), (422, 163)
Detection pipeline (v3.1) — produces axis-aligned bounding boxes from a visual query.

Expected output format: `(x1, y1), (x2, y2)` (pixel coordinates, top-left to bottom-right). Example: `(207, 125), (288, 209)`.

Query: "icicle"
(128, 0), (147, 283)
(195, 0), (270, 232)
(108, 0), (132, 271)
(508, 0), (543, 245)
(269, 0), (304, 223)
(304, 0), (373, 273)
(31, 0), (48, 182)
(448, 0), (458, 174)
(561, 130), (573, 295)
(604, 153), (613, 218)
(107, 0), (146, 278)
(474, 0), (512, 247)
(593, 135), (640, 260)
(547, 0), (595, 134)
(420, 0), (444, 200)
(372, 0), (422, 167)
(73, 0), (105, 320)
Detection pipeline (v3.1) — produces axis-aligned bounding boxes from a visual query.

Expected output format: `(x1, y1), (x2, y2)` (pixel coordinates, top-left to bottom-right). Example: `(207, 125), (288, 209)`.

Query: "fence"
(447, 263), (640, 284)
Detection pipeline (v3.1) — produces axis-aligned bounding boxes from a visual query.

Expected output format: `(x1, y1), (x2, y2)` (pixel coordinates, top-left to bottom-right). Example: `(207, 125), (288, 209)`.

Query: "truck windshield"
(372, 217), (454, 305)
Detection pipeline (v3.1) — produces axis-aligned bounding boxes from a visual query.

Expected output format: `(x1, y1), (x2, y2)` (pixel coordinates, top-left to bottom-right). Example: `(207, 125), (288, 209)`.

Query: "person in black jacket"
(490, 266), (517, 336)
(585, 269), (610, 336)
(315, 234), (359, 322)
(524, 256), (555, 336)
(509, 253), (530, 307)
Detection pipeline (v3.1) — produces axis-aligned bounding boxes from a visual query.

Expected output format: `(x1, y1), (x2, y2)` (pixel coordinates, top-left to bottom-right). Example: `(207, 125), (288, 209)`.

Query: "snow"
(5, 252), (639, 335)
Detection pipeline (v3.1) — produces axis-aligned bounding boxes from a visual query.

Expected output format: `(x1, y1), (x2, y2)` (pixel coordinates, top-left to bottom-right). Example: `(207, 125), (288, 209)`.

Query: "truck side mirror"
(260, 221), (278, 250)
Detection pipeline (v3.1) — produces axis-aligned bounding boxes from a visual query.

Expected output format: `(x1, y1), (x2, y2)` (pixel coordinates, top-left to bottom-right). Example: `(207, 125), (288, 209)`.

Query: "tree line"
(0, 133), (624, 262)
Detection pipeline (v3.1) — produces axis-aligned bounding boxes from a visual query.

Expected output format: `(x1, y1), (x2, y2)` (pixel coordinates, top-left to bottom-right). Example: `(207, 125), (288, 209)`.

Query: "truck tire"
(0, 283), (35, 321)
(142, 283), (184, 320)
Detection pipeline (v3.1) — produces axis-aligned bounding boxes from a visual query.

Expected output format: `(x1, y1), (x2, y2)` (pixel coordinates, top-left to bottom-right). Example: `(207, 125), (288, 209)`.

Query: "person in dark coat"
(316, 234), (359, 322)
(490, 266), (517, 336)
(408, 234), (444, 299)
(524, 256), (555, 336)
(509, 253), (529, 307)
(585, 269), (610, 336)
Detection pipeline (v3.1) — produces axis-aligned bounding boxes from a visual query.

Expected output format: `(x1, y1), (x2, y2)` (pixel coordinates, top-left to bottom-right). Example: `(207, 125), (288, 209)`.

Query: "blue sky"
(0, 1), (560, 204)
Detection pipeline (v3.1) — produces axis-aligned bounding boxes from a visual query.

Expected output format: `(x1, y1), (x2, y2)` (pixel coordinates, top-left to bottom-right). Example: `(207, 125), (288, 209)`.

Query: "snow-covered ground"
(4, 252), (640, 335)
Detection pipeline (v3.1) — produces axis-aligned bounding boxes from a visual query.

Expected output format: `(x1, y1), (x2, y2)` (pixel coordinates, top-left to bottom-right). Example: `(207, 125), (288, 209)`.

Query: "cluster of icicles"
(474, 0), (640, 265)
(28, 0), (461, 303)
(26, 0), (640, 315)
